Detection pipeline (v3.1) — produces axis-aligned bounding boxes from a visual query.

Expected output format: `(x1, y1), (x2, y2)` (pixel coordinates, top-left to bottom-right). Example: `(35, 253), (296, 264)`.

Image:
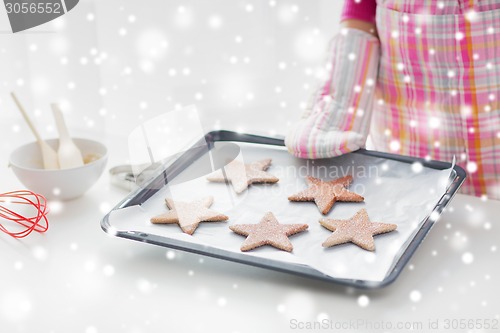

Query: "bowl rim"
(9, 137), (108, 172)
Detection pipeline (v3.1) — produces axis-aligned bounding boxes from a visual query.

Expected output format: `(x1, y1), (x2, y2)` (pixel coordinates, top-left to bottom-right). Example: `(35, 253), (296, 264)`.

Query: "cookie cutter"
(109, 162), (164, 191)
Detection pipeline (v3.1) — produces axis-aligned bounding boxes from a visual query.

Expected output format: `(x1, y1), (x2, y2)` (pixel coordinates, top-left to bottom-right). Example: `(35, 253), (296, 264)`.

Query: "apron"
(372, 0), (500, 199)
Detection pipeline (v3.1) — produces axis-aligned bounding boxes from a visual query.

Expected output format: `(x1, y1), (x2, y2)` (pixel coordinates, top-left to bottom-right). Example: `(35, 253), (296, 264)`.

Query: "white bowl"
(9, 138), (108, 200)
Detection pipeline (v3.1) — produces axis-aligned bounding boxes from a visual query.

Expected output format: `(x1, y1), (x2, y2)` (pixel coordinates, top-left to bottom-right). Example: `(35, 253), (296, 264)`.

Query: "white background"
(0, 0), (343, 156)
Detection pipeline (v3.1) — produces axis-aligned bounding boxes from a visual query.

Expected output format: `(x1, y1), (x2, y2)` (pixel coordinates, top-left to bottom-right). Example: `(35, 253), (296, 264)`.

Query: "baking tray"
(101, 130), (466, 288)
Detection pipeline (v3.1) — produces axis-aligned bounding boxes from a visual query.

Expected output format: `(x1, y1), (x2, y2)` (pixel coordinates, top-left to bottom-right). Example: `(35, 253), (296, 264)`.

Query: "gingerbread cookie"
(150, 196), (228, 235)
(288, 175), (364, 214)
(320, 209), (397, 251)
(229, 212), (308, 252)
(206, 158), (279, 193)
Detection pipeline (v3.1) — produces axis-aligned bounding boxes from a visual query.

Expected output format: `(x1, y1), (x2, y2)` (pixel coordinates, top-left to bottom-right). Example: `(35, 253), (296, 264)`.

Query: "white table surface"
(1, 135), (499, 333)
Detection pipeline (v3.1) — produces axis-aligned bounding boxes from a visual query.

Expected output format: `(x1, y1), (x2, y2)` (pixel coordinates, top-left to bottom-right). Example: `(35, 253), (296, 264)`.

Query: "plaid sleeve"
(341, 0), (377, 24)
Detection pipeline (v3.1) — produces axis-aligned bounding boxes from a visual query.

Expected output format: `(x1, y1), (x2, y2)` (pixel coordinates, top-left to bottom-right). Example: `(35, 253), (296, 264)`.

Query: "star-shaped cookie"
(229, 212), (308, 252)
(288, 175), (364, 214)
(320, 209), (397, 251)
(206, 158), (279, 193)
(150, 196), (228, 235)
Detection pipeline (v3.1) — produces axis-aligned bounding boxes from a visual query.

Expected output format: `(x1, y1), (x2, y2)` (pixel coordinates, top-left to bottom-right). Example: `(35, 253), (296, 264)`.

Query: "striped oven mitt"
(285, 28), (380, 159)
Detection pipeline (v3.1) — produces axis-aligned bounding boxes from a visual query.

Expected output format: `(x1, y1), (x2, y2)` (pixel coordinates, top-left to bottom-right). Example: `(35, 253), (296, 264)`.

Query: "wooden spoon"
(10, 92), (59, 170)
(51, 103), (84, 169)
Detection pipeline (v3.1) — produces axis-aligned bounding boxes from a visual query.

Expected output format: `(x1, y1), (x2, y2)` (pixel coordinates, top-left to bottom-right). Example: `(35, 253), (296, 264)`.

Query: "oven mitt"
(285, 28), (380, 159)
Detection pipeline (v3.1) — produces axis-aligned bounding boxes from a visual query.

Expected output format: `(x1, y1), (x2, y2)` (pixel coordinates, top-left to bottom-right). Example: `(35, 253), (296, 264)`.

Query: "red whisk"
(0, 190), (49, 238)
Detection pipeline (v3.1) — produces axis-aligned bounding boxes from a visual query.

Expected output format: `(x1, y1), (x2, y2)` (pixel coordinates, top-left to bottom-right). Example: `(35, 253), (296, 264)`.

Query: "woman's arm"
(284, 0), (380, 159)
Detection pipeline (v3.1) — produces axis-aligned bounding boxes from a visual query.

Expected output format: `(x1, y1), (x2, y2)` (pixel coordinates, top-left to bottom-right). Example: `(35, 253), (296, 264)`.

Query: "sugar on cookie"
(288, 175), (364, 215)
(206, 158), (279, 194)
(230, 212), (308, 252)
(320, 208), (397, 251)
(150, 196), (228, 235)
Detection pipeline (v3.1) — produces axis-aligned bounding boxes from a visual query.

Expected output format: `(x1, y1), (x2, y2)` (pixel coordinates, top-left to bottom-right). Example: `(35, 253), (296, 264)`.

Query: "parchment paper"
(107, 142), (452, 282)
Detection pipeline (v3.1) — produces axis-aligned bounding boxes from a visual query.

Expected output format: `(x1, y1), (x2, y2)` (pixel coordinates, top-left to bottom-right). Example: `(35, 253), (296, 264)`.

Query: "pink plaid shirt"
(337, 0), (500, 199)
